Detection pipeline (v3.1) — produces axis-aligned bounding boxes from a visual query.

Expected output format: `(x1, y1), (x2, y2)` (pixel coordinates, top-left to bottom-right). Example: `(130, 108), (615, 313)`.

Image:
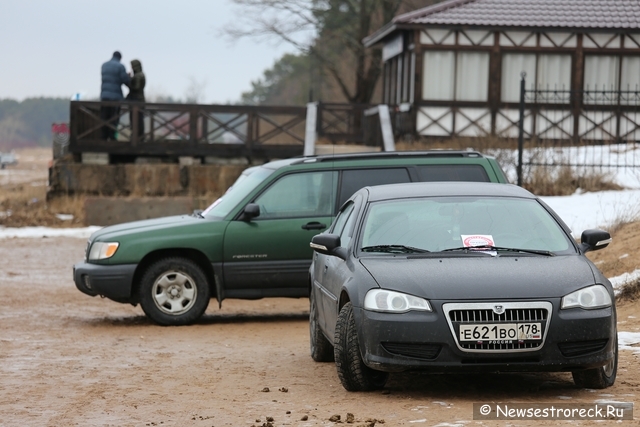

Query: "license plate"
(459, 323), (542, 342)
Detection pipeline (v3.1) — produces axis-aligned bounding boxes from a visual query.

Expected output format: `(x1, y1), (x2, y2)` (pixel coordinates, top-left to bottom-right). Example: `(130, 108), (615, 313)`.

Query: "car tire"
(310, 289), (334, 362)
(572, 334), (618, 389)
(139, 257), (210, 326)
(334, 302), (388, 391)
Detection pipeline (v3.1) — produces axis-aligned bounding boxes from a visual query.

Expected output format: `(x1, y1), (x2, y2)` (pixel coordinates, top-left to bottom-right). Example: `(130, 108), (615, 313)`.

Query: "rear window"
(417, 164), (489, 182)
(338, 168), (411, 208)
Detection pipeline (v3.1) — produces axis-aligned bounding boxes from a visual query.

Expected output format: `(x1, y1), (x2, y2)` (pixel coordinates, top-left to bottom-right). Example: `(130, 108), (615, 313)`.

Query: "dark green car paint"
(74, 151), (508, 323)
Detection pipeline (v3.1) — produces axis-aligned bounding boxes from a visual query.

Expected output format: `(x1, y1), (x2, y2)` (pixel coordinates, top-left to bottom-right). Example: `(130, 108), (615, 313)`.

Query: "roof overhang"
(363, 0), (640, 48)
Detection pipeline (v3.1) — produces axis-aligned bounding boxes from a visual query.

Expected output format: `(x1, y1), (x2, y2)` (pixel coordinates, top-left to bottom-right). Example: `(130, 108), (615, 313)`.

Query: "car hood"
(87, 214), (228, 265)
(90, 214), (212, 241)
(359, 255), (598, 300)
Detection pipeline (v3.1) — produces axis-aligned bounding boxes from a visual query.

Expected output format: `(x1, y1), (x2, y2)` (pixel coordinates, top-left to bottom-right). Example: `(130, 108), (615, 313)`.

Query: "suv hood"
(359, 255), (598, 300)
(88, 214), (228, 264)
(89, 215), (208, 241)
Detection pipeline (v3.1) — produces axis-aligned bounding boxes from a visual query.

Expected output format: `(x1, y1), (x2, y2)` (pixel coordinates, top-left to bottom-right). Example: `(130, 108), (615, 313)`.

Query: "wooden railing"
(68, 101), (381, 161)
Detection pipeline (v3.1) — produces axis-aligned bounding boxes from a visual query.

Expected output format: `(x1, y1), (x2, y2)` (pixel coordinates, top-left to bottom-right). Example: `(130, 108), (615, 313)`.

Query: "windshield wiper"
(440, 245), (555, 256)
(361, 245), (430, 254)
(192, 209), (204, 218)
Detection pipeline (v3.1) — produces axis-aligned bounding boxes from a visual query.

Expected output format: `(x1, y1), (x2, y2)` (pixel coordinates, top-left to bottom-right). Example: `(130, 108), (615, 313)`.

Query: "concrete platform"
(84, 197), (196, 226)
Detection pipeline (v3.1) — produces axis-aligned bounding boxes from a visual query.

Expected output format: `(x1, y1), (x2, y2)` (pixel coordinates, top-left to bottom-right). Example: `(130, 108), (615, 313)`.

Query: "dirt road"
(1, 236), (639, 426)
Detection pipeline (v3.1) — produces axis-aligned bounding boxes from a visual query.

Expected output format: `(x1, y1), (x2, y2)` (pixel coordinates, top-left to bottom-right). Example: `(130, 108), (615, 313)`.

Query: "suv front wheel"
(139, 257), (210, 326)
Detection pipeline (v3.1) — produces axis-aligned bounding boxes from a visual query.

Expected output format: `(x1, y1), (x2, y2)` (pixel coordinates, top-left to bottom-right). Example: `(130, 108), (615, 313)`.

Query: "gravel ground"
(1, 236), (639, 427)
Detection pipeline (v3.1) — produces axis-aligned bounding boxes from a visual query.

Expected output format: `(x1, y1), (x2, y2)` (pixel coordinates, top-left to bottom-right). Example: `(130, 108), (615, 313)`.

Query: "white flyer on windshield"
(461, 235), (496, 255)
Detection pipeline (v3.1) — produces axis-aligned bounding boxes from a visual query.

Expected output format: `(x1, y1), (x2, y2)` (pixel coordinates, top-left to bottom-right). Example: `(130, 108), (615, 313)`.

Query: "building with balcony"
(364, 0), (640, 141)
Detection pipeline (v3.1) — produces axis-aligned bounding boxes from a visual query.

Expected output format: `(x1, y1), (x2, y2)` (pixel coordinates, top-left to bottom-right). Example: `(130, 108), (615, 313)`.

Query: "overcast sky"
(1, 0), (299, 104)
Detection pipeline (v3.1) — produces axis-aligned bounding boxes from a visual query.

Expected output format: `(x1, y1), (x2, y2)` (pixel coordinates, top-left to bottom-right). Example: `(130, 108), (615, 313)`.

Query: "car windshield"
(203, 167), (274, 219)
(360, 196), (575, 255)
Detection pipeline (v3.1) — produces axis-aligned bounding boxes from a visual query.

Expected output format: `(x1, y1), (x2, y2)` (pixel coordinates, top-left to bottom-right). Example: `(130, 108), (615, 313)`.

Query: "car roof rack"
(290, 150), (485, 165)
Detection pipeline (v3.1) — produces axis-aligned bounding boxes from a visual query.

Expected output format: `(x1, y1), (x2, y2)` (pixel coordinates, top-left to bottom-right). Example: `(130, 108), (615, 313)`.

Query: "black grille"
(461, 357), (539, 364)
(381, 342), (442, 360)
(449, 307), (549, 351)
(458, 340), (543, 351)
(558, 339), (609, 357)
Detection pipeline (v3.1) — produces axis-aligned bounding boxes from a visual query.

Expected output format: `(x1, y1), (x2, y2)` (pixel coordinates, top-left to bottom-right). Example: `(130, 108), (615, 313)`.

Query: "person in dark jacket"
(126, 59), (146, 140)
(100, 51), (131, 140)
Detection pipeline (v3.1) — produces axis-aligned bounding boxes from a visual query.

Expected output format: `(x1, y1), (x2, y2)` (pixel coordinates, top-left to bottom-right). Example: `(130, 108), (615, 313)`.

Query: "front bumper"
(353, 299), (616, 373)
(73, 261), (137, 303)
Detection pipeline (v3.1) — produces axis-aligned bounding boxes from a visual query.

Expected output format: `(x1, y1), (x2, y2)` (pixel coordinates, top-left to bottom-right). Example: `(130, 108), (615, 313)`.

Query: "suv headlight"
(88, 242), (119, 260)
(561, 285), (612, 310)
(364, 289), (431, 313)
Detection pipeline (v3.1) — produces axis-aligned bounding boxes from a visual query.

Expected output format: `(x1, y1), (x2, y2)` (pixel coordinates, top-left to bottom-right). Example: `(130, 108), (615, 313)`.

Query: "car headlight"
(561, 285), (612, 310)
(364, 289), (431, 313)
(88, 242), (119, 260)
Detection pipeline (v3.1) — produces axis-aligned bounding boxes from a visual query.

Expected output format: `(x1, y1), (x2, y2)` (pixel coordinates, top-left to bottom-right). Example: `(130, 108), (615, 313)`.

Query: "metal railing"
(516, 74), (640, 185)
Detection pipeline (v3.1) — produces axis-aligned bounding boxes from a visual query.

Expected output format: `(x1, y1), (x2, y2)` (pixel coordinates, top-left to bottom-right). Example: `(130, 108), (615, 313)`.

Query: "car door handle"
(302, 222), (327, 230)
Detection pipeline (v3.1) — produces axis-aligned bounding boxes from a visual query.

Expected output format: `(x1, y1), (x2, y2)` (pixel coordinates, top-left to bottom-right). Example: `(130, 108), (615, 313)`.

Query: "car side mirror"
(310, 234), (348, 260)
(241, 203), (260, 221)
(580, 229), (612, 253)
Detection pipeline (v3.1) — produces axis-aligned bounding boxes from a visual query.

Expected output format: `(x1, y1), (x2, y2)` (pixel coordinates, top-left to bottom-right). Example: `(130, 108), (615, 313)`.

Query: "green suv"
(73, 151), (508, 325)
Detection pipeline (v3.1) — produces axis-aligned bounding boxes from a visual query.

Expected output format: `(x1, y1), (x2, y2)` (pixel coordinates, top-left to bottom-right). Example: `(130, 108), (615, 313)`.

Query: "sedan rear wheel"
(310, 289), (334, 362)
(572, 334), (618, 389)
(334, 302), (388, 391)
(139, 257), (210, 326)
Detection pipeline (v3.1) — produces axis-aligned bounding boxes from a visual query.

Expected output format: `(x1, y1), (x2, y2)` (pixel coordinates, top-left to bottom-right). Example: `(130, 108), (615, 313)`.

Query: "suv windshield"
(360, 196), (575, 255)
(203, 167), (274, 219)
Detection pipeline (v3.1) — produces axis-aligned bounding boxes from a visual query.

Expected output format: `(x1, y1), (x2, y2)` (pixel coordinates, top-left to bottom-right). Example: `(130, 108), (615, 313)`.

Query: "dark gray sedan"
(309, 182), (616, 391)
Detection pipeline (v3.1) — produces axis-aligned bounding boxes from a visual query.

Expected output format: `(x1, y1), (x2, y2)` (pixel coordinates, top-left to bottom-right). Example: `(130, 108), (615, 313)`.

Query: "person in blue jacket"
(100, 51), (131, 140)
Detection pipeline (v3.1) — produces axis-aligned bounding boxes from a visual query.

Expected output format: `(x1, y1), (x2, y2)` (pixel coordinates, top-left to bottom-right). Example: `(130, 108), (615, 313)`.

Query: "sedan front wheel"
(334, 302), (388, 391)
(572, 334), (618, 389)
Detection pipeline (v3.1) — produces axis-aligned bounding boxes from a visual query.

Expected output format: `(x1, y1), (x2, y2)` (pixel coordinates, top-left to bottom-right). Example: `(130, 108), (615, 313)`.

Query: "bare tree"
(225, 0), (432, 104)
(184, 76), (208, 104)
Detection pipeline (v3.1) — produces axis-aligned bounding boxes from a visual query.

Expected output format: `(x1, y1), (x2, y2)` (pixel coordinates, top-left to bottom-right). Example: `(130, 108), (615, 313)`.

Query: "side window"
(331, 202), (355, 236)
(339, 205), (358, 248)
(338, 168), (410, 208)
(254, 171), (338, 219)
(417, 165), (489, 182)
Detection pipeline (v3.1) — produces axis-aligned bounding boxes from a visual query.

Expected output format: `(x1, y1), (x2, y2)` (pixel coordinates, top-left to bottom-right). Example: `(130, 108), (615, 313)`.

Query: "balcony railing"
(69, 101), (381, 161)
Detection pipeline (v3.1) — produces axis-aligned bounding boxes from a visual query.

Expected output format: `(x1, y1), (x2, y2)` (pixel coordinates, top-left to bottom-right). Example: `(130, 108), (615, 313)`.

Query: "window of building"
(501, 53), (536, 102)
(422, 51), (489, 101)
(584, 55), (620, 91)
(537, 54), (572, 91)
(500, 53), (571, 103)
(621, 56), (640, 91)
(422, 51), (455, 100)
(384, 52), (414, 104)
(456, 52), (490, 101)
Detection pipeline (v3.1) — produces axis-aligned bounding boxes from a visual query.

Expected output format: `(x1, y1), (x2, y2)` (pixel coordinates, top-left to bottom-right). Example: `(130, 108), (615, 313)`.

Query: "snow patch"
(609, 269), (640, 294)
(618, 332), (640, 354)
(541, 189), (640, 238)
(0, 226), (100, 239)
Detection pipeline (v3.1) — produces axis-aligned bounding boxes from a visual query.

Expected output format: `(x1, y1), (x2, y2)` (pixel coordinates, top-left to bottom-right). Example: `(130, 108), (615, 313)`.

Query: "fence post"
(189, 106), (198, 145)
(378, 105), (396, 152)
(304, 102), (318, 156)
(131, 104), (138, 146)
(517, 72), (526, 187)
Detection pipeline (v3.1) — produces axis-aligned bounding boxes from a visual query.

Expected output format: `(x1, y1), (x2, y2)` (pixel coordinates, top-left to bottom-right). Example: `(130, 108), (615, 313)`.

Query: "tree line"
(233, 0), (439, 105)
(0, 98), (69, 150)
(1, 1), (440, 149)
